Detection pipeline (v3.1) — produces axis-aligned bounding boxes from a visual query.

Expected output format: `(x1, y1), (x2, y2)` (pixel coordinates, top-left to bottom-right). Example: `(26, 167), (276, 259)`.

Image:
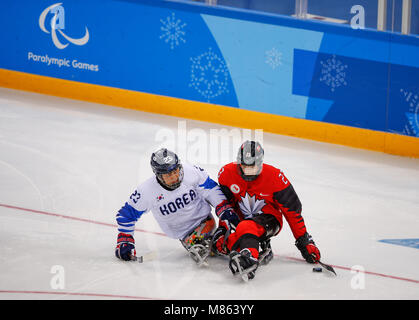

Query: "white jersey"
(116, 163), (226, 240)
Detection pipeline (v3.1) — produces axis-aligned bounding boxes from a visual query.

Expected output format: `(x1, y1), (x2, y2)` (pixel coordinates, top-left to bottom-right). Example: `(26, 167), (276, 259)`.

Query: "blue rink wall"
(0, 0), (418, 156)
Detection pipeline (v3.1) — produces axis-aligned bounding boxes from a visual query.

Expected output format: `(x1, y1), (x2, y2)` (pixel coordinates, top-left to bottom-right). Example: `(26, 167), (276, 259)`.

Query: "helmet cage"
(237, 141), (264, 181)
(150, 148), (184, 190)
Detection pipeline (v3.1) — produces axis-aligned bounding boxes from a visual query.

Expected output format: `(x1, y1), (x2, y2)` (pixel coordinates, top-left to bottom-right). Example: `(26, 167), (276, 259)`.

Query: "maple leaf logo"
(238, 193), (266, 218)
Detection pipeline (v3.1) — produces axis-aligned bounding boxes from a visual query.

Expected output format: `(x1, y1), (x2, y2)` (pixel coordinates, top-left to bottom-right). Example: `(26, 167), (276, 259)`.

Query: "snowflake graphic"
(319, 55), (348, 92)
(265, 47), (282, 70)
(400, 88), (419, 137)
(238, 193), (266, 219)
(189, 48), (230, 102)
(159, 12), (186, 50)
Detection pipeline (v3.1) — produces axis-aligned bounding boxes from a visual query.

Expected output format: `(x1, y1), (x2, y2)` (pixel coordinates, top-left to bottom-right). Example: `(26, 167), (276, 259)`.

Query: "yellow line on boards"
(0, 68), (417, 158)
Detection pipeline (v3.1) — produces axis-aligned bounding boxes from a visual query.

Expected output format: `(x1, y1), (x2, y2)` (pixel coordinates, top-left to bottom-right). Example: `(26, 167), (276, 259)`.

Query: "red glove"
(295, 232), (320, 263)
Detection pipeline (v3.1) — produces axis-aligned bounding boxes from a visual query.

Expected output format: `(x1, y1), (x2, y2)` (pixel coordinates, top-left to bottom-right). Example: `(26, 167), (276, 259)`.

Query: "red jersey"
(217, 162), (307, 239)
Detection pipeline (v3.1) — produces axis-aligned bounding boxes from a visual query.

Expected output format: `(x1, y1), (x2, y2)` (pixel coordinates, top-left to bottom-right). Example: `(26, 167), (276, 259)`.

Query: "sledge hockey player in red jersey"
(212, 140), (321, 280)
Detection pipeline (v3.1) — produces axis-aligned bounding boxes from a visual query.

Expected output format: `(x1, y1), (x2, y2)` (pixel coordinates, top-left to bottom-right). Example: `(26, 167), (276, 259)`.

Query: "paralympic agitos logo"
(39, 3), (89, 49)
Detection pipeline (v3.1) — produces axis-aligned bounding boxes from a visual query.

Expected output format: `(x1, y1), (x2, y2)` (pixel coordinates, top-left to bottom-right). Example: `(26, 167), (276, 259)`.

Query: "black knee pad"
(251, 214), (281, 240)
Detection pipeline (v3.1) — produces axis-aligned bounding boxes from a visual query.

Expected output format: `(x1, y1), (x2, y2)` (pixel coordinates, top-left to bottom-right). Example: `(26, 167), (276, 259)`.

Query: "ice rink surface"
(0, 87), (418, 300)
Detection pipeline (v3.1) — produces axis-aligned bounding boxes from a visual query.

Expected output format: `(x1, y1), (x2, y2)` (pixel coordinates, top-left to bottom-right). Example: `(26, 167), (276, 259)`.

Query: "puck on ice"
(312, 267), (322, 272)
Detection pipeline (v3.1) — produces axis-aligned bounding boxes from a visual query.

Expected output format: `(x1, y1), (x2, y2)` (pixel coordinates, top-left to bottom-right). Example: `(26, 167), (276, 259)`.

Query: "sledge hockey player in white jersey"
(115, 148), (239, 266)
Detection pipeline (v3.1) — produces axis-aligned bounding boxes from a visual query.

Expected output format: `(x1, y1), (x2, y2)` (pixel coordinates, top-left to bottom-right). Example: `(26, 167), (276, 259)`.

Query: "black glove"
(295, 232), (321, 263)
(115, 233), (136, 261)
(211, 226), (228, 255)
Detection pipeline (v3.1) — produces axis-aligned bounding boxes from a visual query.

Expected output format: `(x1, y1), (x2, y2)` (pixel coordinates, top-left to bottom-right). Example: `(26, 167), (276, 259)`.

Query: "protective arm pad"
(273, 184), (302, 213)
(273, 184), (306, 239)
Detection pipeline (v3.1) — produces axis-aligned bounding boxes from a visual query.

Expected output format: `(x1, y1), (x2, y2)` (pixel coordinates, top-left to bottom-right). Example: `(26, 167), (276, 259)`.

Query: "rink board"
(1, 68), (418, 158)
(0, 0), (418, 157)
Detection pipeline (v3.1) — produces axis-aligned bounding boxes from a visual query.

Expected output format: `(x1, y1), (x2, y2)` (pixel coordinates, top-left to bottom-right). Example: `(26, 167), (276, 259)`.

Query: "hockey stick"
(318, 260), (337, 275)
(130, 251), (157, 263)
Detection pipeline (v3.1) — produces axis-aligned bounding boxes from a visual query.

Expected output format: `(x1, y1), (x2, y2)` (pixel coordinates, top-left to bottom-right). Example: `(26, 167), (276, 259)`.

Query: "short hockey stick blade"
(318, 260), (337, 275)
(131, 251), (157, 263)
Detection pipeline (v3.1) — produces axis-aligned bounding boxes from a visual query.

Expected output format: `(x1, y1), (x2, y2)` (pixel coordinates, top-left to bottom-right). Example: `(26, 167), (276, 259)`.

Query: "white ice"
(0, 87), (418, 300)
